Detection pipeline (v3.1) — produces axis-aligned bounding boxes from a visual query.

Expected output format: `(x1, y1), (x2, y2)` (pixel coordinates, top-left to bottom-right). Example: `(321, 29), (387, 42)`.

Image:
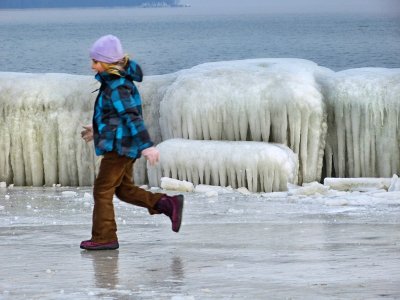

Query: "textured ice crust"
(148, 139), (298, 192)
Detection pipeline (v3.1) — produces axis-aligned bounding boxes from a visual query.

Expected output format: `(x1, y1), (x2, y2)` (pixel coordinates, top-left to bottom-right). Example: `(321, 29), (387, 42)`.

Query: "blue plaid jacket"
(92, 60), (153, 159)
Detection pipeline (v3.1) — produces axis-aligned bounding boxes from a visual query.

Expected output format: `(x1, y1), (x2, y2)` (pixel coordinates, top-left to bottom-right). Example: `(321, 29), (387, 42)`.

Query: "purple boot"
(80, 240), (119, 250)
(156, 195), (184, 232)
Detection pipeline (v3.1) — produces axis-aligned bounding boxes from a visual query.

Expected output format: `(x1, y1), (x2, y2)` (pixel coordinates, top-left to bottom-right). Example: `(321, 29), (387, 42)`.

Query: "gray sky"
(184, 0), (400, 15)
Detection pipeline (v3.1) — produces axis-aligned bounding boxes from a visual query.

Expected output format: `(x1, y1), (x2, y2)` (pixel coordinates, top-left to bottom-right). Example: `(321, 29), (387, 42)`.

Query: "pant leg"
(92, 152), (130, 243)
(115, 159), (164, 215)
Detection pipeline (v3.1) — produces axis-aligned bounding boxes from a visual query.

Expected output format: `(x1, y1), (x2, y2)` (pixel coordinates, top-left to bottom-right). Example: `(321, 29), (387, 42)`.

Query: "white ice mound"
(147, 139), (298, 193)
(323, 68), (400, 178)
(160, 177), (194, 192)
(323, 177), (392, 192)
(159, 59), (329, 184)
(0, 72), (97, 186)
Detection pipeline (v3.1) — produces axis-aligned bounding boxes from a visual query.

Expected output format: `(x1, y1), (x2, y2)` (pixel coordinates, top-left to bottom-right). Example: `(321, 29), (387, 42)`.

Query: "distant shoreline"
(0, 0), (190, 9)
(0, 5), (191, 10)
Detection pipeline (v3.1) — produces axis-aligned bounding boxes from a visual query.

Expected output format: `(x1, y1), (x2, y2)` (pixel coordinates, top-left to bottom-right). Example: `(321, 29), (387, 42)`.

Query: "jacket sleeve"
(111, 85), (153, 151)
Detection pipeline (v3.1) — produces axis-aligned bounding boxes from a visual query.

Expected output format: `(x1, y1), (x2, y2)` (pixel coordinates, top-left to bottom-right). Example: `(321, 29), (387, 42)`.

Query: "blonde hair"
(99, 55), (129, 76)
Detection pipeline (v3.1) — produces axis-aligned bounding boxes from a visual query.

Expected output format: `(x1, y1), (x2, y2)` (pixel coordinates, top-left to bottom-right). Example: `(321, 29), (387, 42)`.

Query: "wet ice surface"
(0, 186), (399, 299)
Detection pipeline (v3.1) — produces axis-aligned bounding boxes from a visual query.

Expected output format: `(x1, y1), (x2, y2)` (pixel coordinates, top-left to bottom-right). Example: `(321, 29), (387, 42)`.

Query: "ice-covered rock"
(0, 72), (97, 186)
(0, 72), (172, 186)
(1, 60), (399, 188)
(159, 59), (329, 184)
(148, 139), (298, 193)
(322, 68), (400, 178)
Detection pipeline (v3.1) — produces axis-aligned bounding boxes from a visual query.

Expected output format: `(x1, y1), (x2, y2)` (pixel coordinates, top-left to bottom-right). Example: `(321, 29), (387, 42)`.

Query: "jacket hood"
(96, 59), (143, 83)
(123, 59), (143, 82)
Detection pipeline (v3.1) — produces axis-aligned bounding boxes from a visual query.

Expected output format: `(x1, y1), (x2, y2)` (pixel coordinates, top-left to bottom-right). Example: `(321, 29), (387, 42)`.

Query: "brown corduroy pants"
(91, 151), (164, 243)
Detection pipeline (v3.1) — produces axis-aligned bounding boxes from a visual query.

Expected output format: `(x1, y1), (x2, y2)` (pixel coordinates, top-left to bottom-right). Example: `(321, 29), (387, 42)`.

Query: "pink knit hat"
(89, 35), (124, 63)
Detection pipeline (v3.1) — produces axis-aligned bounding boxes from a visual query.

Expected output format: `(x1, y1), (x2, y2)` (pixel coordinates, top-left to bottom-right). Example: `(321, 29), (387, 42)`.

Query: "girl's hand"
(142, 146), (160, 166)
(81, 124), (93, 143)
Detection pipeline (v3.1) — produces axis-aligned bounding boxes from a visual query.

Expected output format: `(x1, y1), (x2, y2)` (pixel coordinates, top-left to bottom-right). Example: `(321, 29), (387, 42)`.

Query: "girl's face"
(91, 59), (105, 73)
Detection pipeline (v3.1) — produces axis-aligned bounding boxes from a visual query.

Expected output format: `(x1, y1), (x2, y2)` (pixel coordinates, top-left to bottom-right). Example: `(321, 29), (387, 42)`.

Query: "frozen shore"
(0, 183), (399, 299)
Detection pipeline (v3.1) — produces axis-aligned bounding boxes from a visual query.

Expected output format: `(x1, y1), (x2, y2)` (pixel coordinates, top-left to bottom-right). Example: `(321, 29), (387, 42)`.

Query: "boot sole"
(80, 242), (119, 250)
(172, 195), (184, 232)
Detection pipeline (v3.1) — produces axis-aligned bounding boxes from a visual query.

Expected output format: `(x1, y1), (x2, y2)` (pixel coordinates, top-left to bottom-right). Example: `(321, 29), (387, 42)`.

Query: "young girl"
(80, 35), (184, 250)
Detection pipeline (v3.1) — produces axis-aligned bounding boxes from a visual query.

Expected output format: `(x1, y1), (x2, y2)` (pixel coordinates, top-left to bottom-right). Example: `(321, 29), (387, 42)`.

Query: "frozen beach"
(1, 184), (399, 299)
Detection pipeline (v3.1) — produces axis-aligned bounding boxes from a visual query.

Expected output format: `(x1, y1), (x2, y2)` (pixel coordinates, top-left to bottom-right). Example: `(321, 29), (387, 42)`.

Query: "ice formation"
(147, 139), (298, 192)
(322, 68), (400, 178)
(0, 72), (168, 186)
(0, 73), (97, 186)
(159, 59), (329, 183)
(0, 59), (399, 188)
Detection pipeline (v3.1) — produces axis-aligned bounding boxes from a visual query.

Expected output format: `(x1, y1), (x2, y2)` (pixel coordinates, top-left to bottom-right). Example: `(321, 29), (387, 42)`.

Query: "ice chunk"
(159, 59), (329, 183)
(288, 181), (329, 196)
(324, 177), (392, 192)
(388, 174), (400, 192)
(160, 177), (194, 192)
(148, 139), (298, 193)
(0, 182), (6, 188)
(237, 187), (252, 195)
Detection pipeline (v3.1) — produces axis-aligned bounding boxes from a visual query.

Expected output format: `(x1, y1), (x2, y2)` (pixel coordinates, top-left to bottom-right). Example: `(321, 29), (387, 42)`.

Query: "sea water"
(0, 7), (399, 76)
